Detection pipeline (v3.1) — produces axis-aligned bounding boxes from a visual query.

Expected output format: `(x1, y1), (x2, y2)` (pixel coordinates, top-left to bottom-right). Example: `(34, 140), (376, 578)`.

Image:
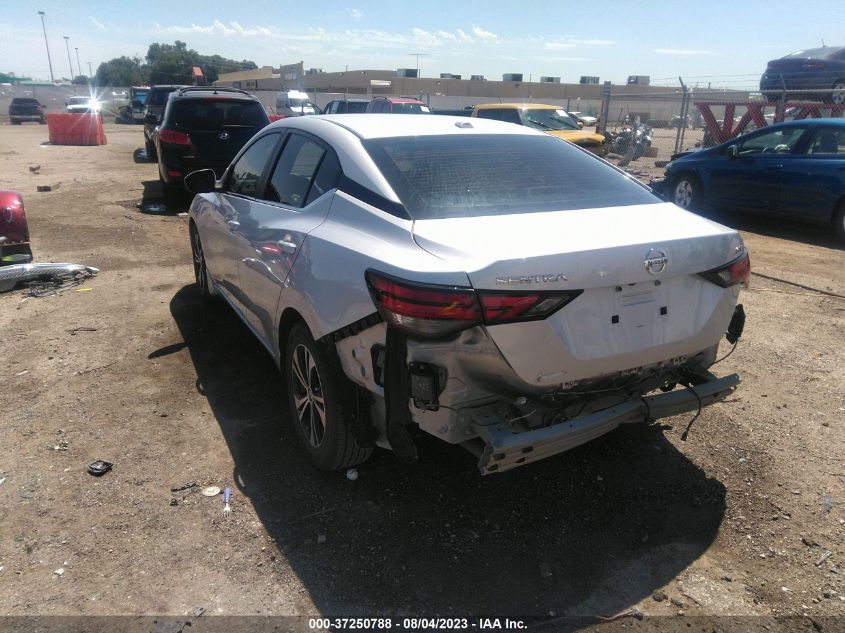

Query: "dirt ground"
(0, 122), (843, 632)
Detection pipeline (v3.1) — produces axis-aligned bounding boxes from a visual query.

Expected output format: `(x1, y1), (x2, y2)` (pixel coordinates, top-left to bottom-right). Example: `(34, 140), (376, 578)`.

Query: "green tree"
(145, 41), (257, 84)
(95, 56), (148, 86)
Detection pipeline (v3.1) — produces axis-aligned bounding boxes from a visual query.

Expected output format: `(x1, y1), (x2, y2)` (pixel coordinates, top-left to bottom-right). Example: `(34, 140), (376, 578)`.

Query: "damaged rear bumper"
(473, 371), (740, 474)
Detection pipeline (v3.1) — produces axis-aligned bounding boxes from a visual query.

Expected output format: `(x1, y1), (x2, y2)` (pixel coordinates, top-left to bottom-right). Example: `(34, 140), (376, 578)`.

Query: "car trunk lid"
(412, 202), (744, 385)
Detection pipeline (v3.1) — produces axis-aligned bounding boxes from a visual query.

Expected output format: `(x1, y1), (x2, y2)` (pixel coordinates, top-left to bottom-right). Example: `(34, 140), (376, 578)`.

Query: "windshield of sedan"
(288, 98), (319, 113)
(363, 134), (657, 219)
(519, 108), (580, 131)
(68, 97), (93, 105)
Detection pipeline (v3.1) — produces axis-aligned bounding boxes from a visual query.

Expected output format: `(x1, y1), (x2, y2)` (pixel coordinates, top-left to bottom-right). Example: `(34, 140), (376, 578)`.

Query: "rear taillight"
(366, 271), (480, 337)
(478, 291), (582, 325)
(158, 129), (191, 146)
(366, 270), (582, 338)
(699, 251), (751, 287)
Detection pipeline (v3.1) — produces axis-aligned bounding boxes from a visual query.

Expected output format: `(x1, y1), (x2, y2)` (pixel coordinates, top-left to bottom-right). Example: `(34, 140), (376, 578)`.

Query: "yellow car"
(472, 103), (607, 156)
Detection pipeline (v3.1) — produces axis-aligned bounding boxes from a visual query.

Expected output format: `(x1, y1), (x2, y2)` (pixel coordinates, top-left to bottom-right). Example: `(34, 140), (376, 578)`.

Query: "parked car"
(323, 99), (369, 114)
(152, 87), (270, 198)
(760, 46), (845, 104)
(118, 86), (150, 123)
(0, 191), (33, 265)
(472, 103), (607, 156)
(65, 96), (100, 113)
(654, 119), (845, 241)
(183, 114), (747, 474)
(569, 111), (597, 127)
(274, 90), (321, 117)
(366, 96), (431, 113)
(9, 97), (46, 125)
(143, 85), (187, 160)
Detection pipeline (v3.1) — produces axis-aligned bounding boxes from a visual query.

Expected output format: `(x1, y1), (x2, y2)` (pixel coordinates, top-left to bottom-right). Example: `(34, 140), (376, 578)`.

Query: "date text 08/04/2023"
(308, 618), (527, 630)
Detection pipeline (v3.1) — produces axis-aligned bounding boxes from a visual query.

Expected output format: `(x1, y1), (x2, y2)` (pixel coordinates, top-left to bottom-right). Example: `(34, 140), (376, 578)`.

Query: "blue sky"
(2, 0), (844, 88)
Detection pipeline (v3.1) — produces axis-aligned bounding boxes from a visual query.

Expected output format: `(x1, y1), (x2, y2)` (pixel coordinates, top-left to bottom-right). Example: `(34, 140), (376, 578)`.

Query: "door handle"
(277, 239), (297, 254)
(227, 220), (240, 231)
(764, 165), (783, 171)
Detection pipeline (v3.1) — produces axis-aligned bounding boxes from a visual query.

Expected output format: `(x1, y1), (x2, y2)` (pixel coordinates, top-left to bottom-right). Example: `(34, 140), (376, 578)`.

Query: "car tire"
(834, 201), (845, 243)
(159, 172), (182, 204)
(284, 322), (372, 471)
(145, 140), (157, 161)
(189, 223), (216, 302)
(671, 174), (703, 211)
(828, 80), (845, 105)
(11, 118), (21, 125)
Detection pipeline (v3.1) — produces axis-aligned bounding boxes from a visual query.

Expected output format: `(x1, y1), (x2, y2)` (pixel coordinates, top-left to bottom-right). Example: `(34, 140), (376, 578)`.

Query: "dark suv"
(153, 87), (270, 197)
(9, 98), (46, 125)
(143, 85), (186, 159)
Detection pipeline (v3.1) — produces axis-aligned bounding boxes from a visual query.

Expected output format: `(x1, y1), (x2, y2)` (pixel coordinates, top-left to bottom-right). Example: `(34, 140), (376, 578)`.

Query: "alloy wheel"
(290, 344), (326, 448)
(674, 179), (694, 209)
(191, 229), (208, 294)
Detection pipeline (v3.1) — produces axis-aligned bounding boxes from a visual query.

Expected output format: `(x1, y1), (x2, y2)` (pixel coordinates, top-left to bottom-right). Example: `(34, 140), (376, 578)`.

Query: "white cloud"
(156, 20), (272, 37)
(543, 38), (614, 50)
(346, 8), (363, 19)
(471, 25), (498, 42)
(654, 48), (715, 56)
(89, 16), (107, 31)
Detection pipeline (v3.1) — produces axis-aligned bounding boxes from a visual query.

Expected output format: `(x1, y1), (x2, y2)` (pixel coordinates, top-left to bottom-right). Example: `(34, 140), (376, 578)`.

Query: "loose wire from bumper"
(711, 340), (739, 365)
(679, 379), (703, 442)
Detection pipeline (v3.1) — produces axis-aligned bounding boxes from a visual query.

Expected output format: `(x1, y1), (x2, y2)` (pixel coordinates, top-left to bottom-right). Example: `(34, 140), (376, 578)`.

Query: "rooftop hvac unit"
(540, 76), (561, 83)
(580, 76), (600, 84)
(396, 68), (418, 78)
(502, 73), (523, 82)
(470, 75), (486, 81)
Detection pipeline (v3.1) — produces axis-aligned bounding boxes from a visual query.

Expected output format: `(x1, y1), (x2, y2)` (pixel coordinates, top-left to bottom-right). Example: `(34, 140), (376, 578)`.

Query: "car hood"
(544, 129), (605, 144)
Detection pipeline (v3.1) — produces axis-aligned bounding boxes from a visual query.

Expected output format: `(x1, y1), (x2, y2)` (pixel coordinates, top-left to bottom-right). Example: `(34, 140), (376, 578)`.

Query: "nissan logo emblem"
(644, 249), (668, 275)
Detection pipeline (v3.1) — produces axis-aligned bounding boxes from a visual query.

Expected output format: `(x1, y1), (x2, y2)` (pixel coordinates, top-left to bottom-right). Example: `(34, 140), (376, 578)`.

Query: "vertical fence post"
(675, 77), (689, 155)
(597, 81), (611, 135)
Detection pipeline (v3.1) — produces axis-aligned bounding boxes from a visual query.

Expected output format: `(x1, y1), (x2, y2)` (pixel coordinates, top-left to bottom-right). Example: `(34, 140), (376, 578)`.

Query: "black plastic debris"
(87, 460), (113, 477)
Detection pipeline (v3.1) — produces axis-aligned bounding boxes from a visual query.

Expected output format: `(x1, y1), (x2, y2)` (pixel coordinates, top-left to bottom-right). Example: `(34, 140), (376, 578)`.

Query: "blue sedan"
(657, 119), (845, 241)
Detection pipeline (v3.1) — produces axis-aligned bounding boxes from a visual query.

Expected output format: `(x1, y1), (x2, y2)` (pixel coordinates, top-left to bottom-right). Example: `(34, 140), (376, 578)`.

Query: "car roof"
(475, 103), (561, 110)
(269, 113), (547, 140)
(374, 96), (425, 104)
(171, 87), (259, 101)
(783, 46), (844, 59)
(329, 98), (369, 102)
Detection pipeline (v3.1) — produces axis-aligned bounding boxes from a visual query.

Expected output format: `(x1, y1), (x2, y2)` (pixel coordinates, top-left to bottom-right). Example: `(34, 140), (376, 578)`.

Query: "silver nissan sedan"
(184, 114), (748, 474)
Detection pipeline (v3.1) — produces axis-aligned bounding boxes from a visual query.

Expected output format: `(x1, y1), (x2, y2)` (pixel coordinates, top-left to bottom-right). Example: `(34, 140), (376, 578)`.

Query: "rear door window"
(227, 134), (280, 197)
(803, 126), (845, 154)
(267, 134), (326, 208)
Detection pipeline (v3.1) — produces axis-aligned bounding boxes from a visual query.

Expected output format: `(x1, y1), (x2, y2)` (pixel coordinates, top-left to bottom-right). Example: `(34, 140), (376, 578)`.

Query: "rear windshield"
(13, 98), (39, 105)
(363, 134), (657, 219)
(393, 103), (430, 114)
(148, 89), (178, 106)
(346, 101), (368, 113)
(170, 99), (269, 131)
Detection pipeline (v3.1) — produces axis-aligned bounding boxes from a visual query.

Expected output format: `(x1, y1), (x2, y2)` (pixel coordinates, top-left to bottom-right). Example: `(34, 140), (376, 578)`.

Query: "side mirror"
(727, 145), (739, 159)
(144, 113), (158, 125)
(184, 169), (217, 195)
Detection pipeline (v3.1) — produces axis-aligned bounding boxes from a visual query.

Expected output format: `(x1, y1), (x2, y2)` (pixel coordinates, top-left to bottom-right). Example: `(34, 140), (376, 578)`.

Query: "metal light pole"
(408, 52), (429, 78)
(87, 61), (93, 79)
(75, 47), (81, 80)
(63, 36), (73, 81)
(37, 11), (54, 83)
